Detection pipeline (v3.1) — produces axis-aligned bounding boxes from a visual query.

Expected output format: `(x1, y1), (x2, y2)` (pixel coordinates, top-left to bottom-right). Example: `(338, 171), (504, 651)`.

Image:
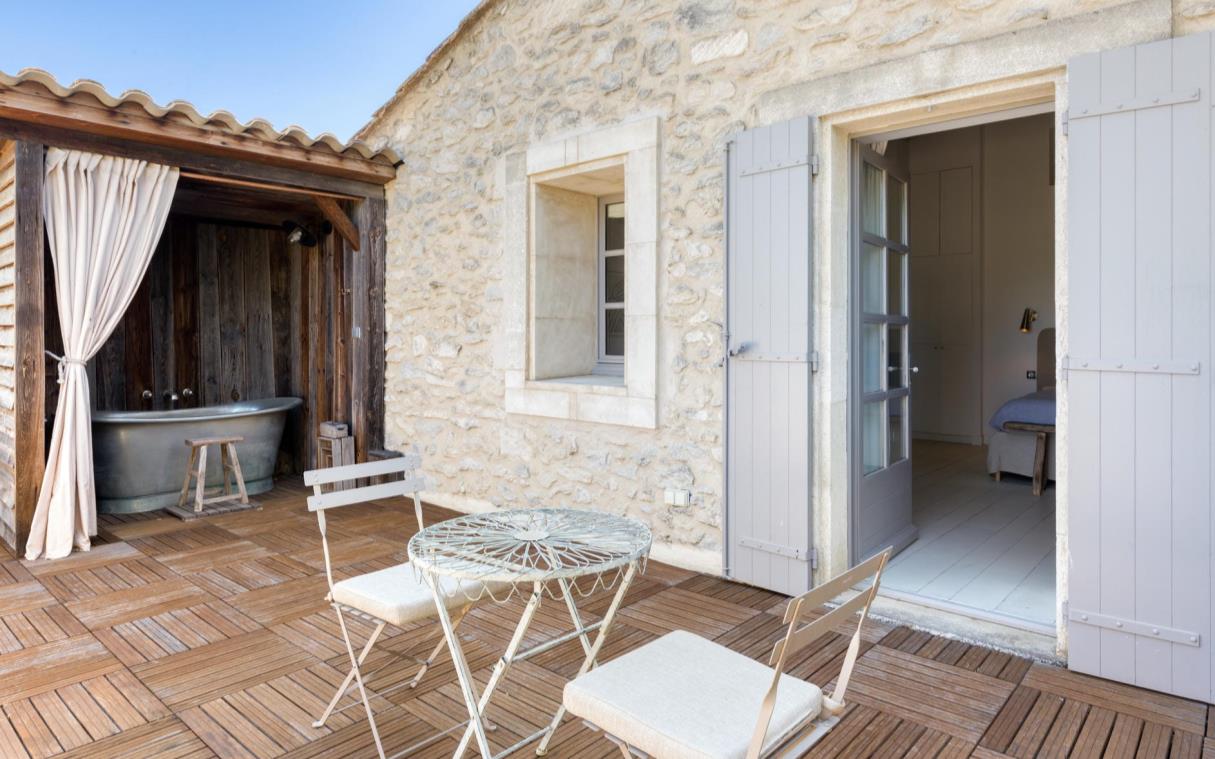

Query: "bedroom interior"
(874, 112), (1057, 633)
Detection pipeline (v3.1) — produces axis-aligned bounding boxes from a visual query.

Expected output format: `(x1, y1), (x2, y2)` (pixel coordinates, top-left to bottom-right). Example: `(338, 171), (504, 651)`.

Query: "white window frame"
(596, 193), (625, 374)
(501, 116), (659, 429)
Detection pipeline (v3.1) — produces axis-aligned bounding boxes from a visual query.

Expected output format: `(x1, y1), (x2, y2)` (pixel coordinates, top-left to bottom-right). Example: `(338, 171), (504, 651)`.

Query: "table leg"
(535, 561), (639, 756)
(454, 581), (544, 759)
(425, 572), (494, 759)
(555, 576), (595, 661)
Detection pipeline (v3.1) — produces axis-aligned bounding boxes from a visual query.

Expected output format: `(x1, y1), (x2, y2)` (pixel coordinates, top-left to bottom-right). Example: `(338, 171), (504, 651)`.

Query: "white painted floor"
(880, 440), (1056, 628)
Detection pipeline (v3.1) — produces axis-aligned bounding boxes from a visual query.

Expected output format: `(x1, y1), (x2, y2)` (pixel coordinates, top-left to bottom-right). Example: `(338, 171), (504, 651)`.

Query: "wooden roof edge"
(0, 69), (400, 186)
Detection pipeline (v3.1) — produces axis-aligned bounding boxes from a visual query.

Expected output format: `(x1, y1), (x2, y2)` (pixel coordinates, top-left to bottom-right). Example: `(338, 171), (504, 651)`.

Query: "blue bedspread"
(989, 389), (1056, 430)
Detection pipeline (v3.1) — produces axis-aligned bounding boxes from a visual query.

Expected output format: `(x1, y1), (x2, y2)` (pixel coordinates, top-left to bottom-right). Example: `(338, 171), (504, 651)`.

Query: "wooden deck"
(0, 479), (1209, 758)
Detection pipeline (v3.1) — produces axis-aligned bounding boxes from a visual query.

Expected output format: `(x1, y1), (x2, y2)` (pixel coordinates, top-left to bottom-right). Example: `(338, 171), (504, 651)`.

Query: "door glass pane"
(604, 202), (625, 250)
(862, 323), (883, 393)
(887, 325), (905, 390)
(887, 175), (907, 245)
(863, 400), (885, 475)
(889, 395), (906, 464)
(862, 163), (884, 237)
(604, 308), (624, 356)
(886, 250), (905, 316)
(861, 243), (883, 314)
(604, 254), (625, 303)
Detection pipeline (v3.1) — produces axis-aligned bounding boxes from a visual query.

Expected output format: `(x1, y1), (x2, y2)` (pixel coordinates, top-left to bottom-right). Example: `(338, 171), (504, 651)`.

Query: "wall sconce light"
(1019, 307), (1038, 333)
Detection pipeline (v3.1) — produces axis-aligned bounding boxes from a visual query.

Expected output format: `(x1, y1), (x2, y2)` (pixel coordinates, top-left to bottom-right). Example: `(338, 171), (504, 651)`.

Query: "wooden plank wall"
(0, 142), (15, 547)
(73, 215), (350, 474)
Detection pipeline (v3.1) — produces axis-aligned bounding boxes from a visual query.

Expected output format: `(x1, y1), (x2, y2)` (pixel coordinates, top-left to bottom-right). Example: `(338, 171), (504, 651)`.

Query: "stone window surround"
(501, 117), (659, 429)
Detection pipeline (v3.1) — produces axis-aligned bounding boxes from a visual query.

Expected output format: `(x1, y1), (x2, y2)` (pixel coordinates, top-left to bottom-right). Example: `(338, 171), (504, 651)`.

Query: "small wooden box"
(319, 421), (349, 439)
(316, 435), (355, 491)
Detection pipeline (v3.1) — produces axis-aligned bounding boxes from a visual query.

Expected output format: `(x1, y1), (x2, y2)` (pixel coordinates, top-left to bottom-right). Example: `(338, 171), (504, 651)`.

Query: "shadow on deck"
(0, 478), (1208, 757)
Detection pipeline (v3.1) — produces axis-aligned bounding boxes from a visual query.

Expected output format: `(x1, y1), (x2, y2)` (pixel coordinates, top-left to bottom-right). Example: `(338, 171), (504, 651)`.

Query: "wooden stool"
(172, 435), (250, 516)
(1002, 422), (1055, 496)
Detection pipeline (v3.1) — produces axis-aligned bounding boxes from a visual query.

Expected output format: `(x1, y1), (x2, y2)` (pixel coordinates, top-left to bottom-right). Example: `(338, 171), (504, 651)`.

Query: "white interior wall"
(981, 113), (1057, 433)
(906, 114), (1056, 445)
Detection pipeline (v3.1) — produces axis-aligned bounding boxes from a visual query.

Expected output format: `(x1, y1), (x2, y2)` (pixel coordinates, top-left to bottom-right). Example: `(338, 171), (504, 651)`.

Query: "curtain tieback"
(44, 350), (86, 384)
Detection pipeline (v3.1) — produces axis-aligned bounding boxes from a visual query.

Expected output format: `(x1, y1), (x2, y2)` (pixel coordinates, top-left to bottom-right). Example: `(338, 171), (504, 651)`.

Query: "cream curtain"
(26, 149), (178, 560)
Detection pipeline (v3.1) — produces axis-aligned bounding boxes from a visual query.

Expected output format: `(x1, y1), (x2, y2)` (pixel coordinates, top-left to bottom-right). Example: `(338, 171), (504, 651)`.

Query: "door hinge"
(810, 350), (820, 373)
(810, 547), (819, 570)
(1061, 112), (1068, 136)
(739, 536), (812, 562)
(810, 154), (820, 176)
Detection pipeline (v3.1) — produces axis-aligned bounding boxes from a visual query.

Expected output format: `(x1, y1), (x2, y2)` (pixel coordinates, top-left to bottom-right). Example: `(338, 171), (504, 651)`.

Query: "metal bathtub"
(92, 397), (302, 513)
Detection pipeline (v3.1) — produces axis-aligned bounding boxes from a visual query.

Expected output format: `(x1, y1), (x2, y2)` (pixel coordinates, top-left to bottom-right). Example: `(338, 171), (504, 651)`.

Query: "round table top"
(408, 508), (652, 584)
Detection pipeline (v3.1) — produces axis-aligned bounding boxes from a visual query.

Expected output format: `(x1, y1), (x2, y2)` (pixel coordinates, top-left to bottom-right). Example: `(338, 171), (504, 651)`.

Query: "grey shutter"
(725, 117), (814, 596)
(1067, 33), (1213, 701)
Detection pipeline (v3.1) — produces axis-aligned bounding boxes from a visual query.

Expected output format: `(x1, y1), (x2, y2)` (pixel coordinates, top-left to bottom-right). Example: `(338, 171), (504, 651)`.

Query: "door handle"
(911, 366), (920, 374)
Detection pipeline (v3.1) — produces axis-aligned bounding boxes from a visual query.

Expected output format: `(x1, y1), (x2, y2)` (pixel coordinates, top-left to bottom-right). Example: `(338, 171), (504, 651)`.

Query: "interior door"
(853, 144), (918, 562)
(725, 116), (814, 596)
(1067, 33), (1213, 701)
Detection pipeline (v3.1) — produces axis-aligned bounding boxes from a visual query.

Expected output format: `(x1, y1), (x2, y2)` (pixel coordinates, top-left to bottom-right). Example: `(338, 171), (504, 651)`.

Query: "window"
(503, 117), (659, 428)
(598, 196), (625, 373)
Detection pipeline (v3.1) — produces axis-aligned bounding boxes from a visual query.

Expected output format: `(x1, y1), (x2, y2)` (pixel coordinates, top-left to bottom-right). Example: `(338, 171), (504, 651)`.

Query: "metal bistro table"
(408, 508), (652, 758)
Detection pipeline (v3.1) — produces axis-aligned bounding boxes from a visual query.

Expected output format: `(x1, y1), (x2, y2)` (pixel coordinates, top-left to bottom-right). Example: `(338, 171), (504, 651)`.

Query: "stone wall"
(362, 0), (1215, 571)
(0, 141), (15, 549)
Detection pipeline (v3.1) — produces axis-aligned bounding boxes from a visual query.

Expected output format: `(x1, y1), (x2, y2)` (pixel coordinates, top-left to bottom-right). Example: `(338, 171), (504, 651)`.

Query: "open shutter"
(725, 117), (814, 596)
(1067, 33), (1213, 701)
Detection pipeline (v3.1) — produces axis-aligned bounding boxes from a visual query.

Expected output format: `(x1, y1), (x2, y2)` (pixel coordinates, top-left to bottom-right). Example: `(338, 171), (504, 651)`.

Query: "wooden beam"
(313, 196), (360, 251)
(13, 142), (44, 554)
(0, 86), (396, 184)
(350, 197), (386, 463)
(0, 118), (385, 200)
(180, 171), (359, 201)
(365, 196), (387, 454)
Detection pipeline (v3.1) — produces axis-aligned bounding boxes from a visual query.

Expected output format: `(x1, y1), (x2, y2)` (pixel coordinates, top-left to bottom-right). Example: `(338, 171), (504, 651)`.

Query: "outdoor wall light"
(1019, 307), (1038, 333)
(282, 221), (331, 247)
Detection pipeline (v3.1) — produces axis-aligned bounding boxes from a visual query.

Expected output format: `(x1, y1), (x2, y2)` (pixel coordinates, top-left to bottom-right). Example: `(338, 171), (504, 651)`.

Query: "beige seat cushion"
(330, 563), (494, 627)
(564, 630), (822, 759)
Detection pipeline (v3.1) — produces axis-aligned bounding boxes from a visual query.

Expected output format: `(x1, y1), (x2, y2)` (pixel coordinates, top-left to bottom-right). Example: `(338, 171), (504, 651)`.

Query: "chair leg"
(332, 606), (385, 759)
(314, 618), (387, 729)
(409, 604), (470, 688)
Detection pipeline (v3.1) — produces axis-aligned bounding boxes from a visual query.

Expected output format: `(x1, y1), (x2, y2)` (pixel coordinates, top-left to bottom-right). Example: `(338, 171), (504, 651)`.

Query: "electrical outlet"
(1027, 370), (1037, 380)
(663, 489), (691, 507)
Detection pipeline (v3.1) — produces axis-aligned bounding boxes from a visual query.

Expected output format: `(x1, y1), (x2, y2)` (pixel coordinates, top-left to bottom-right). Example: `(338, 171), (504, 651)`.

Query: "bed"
(986, 328), (1056, 494)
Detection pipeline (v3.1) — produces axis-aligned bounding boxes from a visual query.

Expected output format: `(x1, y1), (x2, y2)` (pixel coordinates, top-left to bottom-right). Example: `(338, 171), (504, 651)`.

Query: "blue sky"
(0, 1), (480, 142)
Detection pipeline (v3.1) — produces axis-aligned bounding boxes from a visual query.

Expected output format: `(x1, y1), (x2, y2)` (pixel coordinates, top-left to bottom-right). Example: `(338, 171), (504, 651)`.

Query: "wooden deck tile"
(4, 478), (1207, 758)
(271, 607), (407, 662)
(57, 717), (211, 759)
(66, 577), (214, 630)
(133, 629), (315, 710)
(39, 555), (179, 603)
(0, 635), (122, 705)
(190, 555), (316, 598)
(20, 542), (145, 578)
(0, 605), (88, 654)
(94, 599), (262, 666)
(618, 585), (754, 638)
(0, 581), (57, 616)
(1024, 663), (1208, 735)
(225, 574), (329, 627)
(847, 644), (1015, 743)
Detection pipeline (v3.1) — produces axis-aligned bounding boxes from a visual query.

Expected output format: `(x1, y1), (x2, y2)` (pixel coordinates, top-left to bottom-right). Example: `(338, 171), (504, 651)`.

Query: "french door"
(853, 143), (917, 562)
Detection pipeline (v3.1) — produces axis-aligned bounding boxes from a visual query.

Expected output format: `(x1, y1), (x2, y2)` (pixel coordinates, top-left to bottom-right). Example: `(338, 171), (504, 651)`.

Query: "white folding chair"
(563, 548), (892, 759)
(305, 454), (494, 759)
